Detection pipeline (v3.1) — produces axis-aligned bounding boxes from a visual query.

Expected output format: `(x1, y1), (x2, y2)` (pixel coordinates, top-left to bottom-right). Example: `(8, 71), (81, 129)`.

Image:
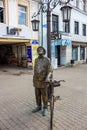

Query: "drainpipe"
(39, 0), (43, 46)
(41, 11), (43, 46)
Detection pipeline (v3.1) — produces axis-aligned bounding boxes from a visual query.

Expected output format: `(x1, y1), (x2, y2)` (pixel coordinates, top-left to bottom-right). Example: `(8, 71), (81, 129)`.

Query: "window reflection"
(72, 47), (78, 61)
(80, 47), (85, 60)
(18, 5), (26, 25)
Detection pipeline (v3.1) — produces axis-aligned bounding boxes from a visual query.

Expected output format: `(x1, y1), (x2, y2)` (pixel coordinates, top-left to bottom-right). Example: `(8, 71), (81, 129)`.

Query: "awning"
(31, 40), (39, 44)
(55, 39), (71, 46)
(0, 37), (30, 45)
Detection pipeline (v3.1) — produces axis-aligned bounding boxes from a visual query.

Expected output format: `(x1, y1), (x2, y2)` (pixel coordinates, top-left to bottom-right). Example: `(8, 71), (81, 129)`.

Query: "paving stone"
(0, 64), (87, 130)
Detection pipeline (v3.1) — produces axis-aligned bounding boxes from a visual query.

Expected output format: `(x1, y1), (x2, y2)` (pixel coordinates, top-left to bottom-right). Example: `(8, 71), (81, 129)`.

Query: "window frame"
(76, 0), (79, 8)
(52, 14), (59, 33)
(82, 24), (86, 36)
(0, 0), (4, 23)
(18, 5), (27, 26)
(80, 47), (85, 60)
(83, 0), (86, 12)
(72, 46), (78, 61)
(74, 21), (79, 35)
(64, 21), (70, 33)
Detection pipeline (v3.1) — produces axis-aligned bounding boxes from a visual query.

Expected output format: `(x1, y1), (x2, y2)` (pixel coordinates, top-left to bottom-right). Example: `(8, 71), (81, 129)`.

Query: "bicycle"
(43, 79), (65, 130)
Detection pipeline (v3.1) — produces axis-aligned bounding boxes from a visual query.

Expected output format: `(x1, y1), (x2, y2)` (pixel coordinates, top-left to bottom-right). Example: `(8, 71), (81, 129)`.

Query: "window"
(0, 0), (4, 23)
(76, 0), (79, 8)
(52, 14), (58, 32)
(80, 47), (85, 60)
(83, 0), (86, 12)
(72, 47), (78, 61)
(64, 22), (70, 33)
(82, 24), (86, 36)
(18, 5), (26, 25)
(74, 21), (79, 34)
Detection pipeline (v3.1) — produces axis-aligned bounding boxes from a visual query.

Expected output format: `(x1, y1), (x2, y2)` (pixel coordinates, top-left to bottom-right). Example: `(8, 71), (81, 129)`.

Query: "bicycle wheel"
(50, 95), (54, 130)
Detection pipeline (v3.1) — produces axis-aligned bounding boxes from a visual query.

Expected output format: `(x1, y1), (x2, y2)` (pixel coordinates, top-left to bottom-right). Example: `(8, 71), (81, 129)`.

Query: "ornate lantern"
(31, 19), (40, 31)
(61, 5), (72, 22)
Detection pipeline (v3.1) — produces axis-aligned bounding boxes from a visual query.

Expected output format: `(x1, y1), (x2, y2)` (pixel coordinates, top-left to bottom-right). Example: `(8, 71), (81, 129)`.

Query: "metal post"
(41, 11), (43, 46)
(47, 7), (51, 59)
(32, 0), (71, 60)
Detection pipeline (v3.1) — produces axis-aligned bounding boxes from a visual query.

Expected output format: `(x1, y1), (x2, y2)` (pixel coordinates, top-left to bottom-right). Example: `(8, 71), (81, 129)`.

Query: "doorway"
(0, 45), (12, 65)
(57, 45), (60, 66)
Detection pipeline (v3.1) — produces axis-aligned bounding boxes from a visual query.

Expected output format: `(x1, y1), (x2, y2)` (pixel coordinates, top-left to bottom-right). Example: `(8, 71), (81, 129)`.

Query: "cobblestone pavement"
(0, 64), (87, 130)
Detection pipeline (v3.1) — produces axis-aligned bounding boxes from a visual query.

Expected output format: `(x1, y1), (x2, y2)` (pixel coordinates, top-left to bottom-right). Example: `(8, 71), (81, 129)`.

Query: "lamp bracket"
(32, 0), (73, 18)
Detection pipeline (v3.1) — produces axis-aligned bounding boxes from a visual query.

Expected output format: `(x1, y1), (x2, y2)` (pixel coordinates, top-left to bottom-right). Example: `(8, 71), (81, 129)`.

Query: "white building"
(0, 0), (39, 68)
(1, 0), (87, 69)
(32, 0), (87, 68)
(69, 0), (87, 65)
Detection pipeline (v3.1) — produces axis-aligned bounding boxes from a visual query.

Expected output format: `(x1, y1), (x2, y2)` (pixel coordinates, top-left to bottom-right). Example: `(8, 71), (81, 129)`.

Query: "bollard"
(71, 59), (74, 67)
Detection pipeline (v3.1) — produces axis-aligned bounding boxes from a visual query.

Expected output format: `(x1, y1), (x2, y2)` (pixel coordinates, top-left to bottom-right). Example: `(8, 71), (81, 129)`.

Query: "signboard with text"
(51, 32), (59, 40)
(27, 46), (32, 63)
(31, 40), (39, 66)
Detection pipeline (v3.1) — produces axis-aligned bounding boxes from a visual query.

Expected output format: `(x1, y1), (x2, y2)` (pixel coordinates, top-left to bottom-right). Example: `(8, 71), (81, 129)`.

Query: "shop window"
(82, 24), (86, 36)
(18, 5), (27, 25)
(72, 47), (78, 61)
(74, 21), (79, 35)
(80, 47), (85, 60)
(52, 14), (59, 33)
(0, 0), (4, 23)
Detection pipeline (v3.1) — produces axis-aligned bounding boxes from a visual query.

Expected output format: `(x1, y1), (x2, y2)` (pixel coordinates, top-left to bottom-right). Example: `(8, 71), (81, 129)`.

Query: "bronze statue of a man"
(33, 46), (52, 116)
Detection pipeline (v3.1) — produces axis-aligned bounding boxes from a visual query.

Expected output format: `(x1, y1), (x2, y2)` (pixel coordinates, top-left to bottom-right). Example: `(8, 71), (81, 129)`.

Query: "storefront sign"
(27, 46), (32, 62)
(7, 26), (21, 35)
(51, 32), (59, 40)
(42, 24), (47, 28)
(32, 44), (39, 66)
(55, 39), (71, 46)
(32, 40), (39, 44)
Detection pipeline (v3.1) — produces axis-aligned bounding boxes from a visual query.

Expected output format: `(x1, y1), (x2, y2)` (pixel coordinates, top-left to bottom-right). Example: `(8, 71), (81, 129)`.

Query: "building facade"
(70, 0), (87, 65)
(0, 0), (39, 68)
(1, 0), (87, 69)
(36, 0), (87, 68)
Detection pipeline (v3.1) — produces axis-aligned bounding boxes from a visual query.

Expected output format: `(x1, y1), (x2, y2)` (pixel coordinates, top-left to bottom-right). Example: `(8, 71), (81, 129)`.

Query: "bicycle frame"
(44, 80), (65, 130)
(49, 83), (54, 130)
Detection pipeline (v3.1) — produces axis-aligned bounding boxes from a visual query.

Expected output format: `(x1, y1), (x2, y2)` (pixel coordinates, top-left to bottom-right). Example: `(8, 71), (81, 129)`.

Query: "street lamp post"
(47, 6), (51, 59)
(31, 0), (72, 59)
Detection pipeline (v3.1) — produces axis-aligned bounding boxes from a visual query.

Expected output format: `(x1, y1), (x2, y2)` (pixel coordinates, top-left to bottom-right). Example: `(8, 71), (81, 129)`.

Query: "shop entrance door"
(57, 45), (60, 66)
(0, 45), (12, 65)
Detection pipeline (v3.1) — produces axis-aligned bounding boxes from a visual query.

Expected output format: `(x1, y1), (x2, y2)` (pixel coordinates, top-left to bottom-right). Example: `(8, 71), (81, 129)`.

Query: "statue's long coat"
(33, 56), (52, 88)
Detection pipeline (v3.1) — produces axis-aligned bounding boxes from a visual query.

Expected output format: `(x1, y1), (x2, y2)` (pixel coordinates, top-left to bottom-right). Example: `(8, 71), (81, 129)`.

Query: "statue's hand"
(45, 72), (53, 81)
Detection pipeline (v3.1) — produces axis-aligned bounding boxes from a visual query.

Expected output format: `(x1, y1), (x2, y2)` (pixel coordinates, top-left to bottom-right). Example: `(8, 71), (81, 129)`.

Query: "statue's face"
(38, 48), (44, 55)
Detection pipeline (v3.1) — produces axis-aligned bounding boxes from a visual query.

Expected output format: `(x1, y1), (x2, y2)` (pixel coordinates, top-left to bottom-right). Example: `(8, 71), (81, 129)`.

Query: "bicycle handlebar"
(43, 80), (65, 87)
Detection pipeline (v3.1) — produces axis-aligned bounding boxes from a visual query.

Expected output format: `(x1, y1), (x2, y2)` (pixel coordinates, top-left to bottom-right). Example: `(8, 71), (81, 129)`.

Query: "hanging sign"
(32, 40), (39, 44)
(27, 46), (32, 63)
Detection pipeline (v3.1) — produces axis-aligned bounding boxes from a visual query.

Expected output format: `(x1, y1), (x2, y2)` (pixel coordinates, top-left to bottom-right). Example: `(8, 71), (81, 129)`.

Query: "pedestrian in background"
(33, 46), (52, 116)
